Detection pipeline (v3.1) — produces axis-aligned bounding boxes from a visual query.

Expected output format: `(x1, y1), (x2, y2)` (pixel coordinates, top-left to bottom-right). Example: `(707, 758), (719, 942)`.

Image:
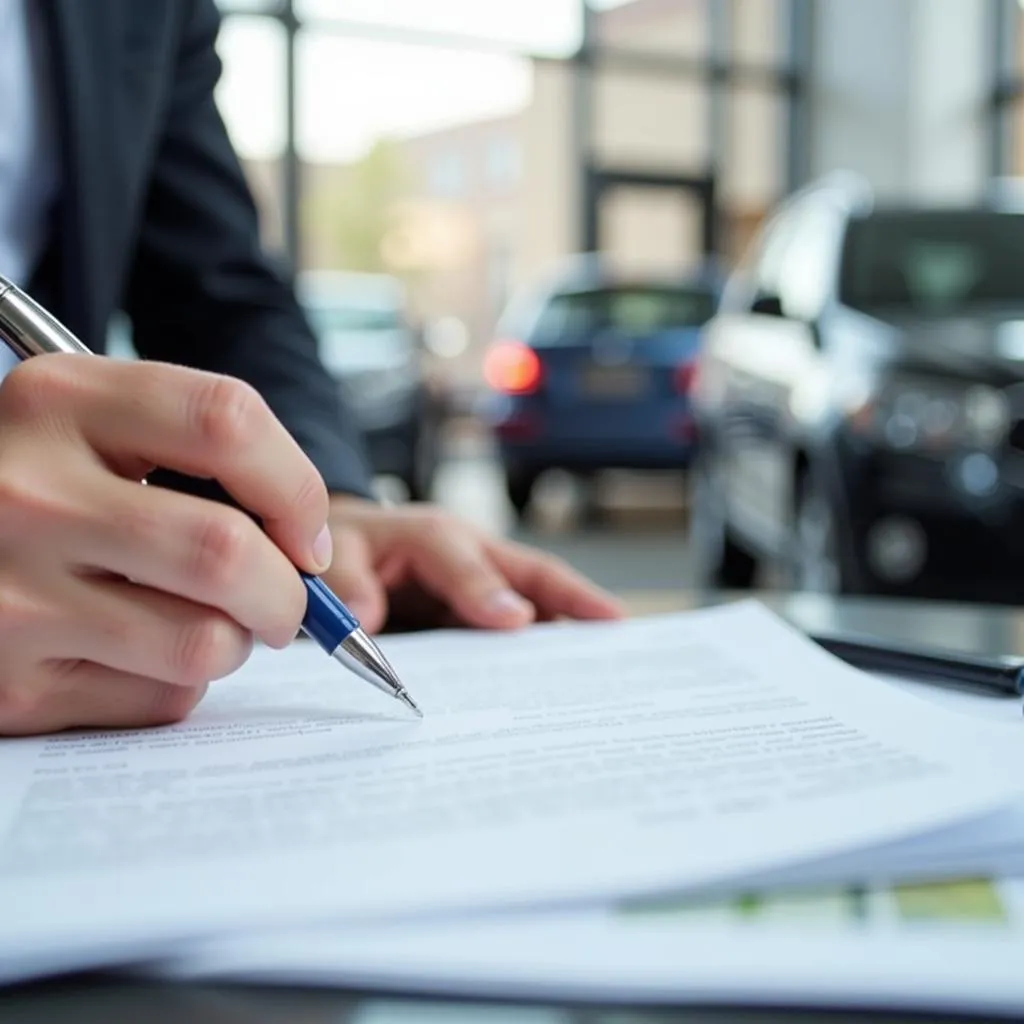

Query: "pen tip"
(397, 690), (423, 718)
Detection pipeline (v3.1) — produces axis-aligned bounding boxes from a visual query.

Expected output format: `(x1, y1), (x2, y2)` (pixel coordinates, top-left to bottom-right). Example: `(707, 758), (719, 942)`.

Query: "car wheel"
(793, 475), (843, 593)
(505, 467), (540, 519)
(689, 453), (759, 591)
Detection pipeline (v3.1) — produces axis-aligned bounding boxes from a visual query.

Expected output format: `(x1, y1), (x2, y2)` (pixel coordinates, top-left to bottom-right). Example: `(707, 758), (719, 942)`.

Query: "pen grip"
(301, 572), (359, 652)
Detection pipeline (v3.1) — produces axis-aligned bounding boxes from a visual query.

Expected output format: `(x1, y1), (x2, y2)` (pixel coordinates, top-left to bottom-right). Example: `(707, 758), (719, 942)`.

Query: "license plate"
(580, 365), (649, 398)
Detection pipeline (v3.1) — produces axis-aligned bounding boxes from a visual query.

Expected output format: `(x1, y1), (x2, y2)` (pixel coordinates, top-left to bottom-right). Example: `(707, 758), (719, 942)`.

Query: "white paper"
(157, 880), (1024, 1015)
(881, 672), (1023, 723)
(4, 601), (1024, 983)
(725, 673), (1024, 889)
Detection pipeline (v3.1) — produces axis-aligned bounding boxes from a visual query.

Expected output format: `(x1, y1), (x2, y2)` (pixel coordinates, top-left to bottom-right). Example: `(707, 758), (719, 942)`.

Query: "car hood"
(850, 310), (1024, 385)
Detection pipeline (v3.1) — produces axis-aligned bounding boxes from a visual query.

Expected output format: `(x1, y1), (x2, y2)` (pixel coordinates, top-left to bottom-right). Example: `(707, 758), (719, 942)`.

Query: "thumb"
(320, 526), (388, 634)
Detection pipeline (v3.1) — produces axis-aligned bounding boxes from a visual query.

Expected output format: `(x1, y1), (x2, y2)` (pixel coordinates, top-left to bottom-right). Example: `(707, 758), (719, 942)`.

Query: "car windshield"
(839, 211), (1024, 314)
(531, 286), (716, 346)
(307, 305), (402, 334)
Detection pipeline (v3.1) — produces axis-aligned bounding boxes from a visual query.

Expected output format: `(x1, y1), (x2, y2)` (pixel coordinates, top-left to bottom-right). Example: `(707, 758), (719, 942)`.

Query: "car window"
(839, 211), (1024, 313)
(530, 287), (717, 346)
(305, 302), (413, 373)
(308, 306), (401, 332)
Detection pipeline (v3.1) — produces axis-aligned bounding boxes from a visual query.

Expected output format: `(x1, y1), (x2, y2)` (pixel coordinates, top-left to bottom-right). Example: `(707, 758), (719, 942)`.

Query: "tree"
(304, 138), (409, 272)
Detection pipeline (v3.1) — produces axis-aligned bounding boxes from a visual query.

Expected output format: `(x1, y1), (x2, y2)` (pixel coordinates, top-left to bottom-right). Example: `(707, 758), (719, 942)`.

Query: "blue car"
(482, 263), (720, 516)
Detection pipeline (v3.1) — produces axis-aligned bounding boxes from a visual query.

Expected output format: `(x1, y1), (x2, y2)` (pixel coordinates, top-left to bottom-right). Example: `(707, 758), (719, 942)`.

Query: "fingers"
(486, 540), (625, 622)
(320, 526), (388, 633)
(325, 497), (622, 632)
(1, 664), (208, 736)
(0, 357), (331, 573)
(406, 514), (536, 629)
(0, 573), (242, 736)
(0, 356), (324, 736)
(79, 474), (307, 647)
(57, 576), (254, 687)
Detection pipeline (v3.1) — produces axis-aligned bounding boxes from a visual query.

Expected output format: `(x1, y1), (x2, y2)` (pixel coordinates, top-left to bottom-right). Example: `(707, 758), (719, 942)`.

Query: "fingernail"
(486, 589), (532, 621)
(312, 525), (333, 571)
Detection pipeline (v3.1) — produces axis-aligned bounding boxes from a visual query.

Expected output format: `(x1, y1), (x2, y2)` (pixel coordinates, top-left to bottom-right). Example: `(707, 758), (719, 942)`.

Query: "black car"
(299, 272), (445, 502)
(690, 174), (1024, 603)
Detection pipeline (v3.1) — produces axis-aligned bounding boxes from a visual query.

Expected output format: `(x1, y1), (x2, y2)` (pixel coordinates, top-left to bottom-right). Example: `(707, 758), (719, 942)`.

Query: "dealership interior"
(202, 0), (1024, 616)
(11, 3), (1024, 1022)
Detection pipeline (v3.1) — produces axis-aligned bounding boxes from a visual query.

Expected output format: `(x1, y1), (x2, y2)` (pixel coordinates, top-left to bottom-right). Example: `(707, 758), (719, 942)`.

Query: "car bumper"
(488, 399), (697, 471)
(497, 439), (696, 472)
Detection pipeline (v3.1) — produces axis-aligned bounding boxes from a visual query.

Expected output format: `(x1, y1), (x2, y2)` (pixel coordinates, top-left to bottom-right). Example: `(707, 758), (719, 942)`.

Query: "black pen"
(811, 632), (1024, 696)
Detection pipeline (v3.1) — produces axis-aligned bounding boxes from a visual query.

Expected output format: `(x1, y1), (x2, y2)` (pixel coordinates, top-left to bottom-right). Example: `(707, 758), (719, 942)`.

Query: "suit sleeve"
(123, 0), (375, 500)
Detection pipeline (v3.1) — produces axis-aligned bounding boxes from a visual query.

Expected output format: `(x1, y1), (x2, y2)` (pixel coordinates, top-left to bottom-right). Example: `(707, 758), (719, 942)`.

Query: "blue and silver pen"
(300, 571), (420, 714)
(0, 274), (421, 717)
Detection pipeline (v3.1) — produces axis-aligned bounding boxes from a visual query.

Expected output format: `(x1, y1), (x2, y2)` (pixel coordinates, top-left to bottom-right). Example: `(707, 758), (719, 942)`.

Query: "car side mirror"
(751, 293), (784, 318)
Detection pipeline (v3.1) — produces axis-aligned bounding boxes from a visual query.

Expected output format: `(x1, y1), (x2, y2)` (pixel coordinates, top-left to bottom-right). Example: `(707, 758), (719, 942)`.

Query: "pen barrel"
(814, 634), (1024, 696)
(0, 282), (93, 359)
(301, 572), (359, 653)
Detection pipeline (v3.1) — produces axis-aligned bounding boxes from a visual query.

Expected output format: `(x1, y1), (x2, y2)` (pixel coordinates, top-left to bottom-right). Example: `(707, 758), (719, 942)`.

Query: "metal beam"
(989, 0), (1020, 176)
(574, 0), (598, 253)
(224, 6), (798, 90)
(786, 0), (813, 191)
(281, 0), (300, 271)
(707, 0), (729, 177)
(583, 48), (799, 91)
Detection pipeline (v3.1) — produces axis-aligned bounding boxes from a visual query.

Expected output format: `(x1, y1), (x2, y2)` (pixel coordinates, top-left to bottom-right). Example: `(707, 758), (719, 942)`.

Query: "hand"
(321, 495), (624, 633)
(0, 355), (332, 736)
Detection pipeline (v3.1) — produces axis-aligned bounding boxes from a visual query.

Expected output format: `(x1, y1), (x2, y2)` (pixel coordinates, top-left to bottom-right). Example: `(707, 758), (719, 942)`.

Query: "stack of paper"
(3, 601), (1024, 1008)
(158, 877), (1024, 1016)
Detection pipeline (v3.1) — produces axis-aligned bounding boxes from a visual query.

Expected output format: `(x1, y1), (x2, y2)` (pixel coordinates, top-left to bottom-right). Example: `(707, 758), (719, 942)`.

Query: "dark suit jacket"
(27, 0), (374, 499)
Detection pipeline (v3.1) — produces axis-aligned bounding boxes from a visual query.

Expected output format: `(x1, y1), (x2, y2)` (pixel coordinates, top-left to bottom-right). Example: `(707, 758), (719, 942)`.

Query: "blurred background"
(201, 0), (1024, 606)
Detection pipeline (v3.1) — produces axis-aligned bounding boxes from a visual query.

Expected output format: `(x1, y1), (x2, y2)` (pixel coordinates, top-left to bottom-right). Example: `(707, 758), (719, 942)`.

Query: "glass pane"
(601, 187), (708, 273)
(730, 0), (788, 64)
(722, 85), (786, 260)
(294, 34), (530, 163)
(594, 0), (709, 58)
(296, 0), (583, 57)
(839, 211), (1024, 312)
(282, 30), (530, 381)
(592, 70), (709, 172)
(214, 15), (288, 253)
(533, 285), (717, 346)
(1007, 95), (1024, 175)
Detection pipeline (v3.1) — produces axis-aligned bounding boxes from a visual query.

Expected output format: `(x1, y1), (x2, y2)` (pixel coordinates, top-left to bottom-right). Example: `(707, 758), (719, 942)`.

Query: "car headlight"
(844, 375), (1010, 452)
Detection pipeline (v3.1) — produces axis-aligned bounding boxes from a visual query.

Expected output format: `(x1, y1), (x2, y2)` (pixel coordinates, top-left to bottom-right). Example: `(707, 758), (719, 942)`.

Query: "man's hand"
(0, 355), (332, 736)
(321, 494), (624, 634)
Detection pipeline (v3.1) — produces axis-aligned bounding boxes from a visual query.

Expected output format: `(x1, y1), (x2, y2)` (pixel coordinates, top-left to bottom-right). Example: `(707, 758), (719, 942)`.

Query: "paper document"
(3, 601), (1024, 983)
(160, 876), (1024, 1015)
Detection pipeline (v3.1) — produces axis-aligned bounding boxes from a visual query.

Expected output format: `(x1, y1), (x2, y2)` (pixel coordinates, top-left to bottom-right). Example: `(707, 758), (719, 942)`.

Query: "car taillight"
(483, 340), (542, 395)
(674, 361), (698, 393)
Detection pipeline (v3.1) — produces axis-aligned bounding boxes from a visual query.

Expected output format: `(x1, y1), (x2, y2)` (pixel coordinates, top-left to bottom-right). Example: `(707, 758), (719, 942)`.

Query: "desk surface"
(2, 589), (1021, 1024)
